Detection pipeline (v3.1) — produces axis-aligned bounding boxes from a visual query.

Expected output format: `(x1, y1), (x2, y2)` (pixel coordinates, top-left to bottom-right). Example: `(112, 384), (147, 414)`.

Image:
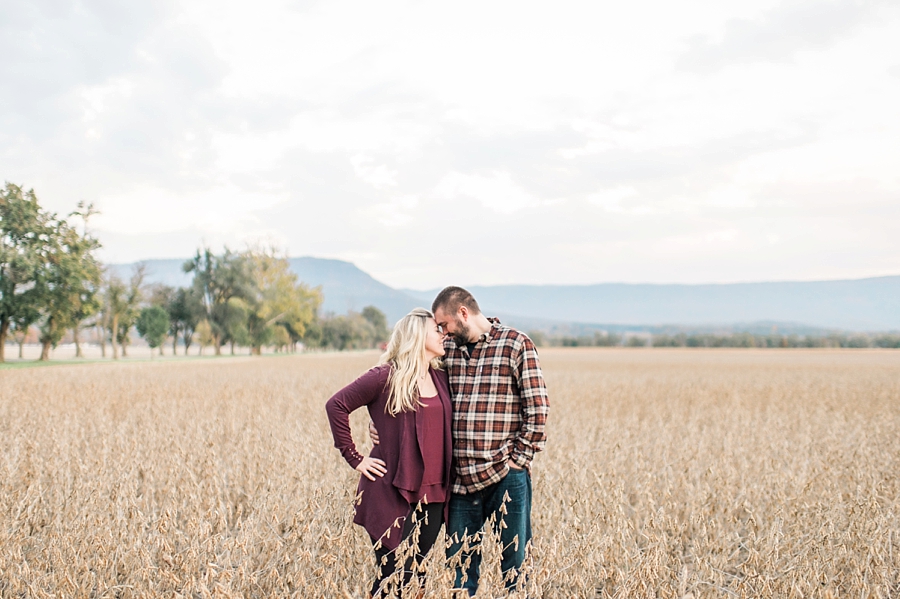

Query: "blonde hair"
(378, 308), (443, 415)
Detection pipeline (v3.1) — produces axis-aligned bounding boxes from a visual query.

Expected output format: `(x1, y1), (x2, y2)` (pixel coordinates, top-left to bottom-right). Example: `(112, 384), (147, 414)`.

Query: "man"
(372, 286), (549, 595)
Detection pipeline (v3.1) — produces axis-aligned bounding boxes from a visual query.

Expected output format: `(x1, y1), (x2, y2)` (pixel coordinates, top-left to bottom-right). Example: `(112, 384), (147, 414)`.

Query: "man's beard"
(451, 318), (470, 346)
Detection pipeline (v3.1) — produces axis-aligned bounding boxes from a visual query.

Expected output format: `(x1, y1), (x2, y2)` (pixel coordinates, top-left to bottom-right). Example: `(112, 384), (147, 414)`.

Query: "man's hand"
(509, 455), (526, 470)
(356, 455), (387, 481)
(368, 420), (380, 445)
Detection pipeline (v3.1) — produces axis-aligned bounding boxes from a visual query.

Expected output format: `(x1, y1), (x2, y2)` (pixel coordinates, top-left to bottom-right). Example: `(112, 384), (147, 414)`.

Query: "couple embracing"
(325, 286), (550, 598)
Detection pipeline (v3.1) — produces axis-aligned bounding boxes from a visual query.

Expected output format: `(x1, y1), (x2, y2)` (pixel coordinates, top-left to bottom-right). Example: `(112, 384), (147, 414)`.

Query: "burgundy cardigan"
(325, 364), (452, 550)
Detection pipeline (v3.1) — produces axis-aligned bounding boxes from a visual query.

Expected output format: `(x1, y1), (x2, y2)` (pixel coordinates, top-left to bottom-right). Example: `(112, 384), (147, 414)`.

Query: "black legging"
(371, 502), (444, 598)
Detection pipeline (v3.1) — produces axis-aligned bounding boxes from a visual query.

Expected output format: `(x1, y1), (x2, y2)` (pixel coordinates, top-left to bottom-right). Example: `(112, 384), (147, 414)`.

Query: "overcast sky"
(2, 0), (899, 289)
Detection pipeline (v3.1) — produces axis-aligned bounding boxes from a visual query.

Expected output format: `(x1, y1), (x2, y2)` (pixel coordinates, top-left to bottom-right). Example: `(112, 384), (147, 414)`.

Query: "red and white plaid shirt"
(444, 318), (549, 494)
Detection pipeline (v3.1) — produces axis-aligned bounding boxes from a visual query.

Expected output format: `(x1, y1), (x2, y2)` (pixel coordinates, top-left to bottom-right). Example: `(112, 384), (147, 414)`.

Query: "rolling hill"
(405, 277), (900, 332)
(109, 258), (900, 332)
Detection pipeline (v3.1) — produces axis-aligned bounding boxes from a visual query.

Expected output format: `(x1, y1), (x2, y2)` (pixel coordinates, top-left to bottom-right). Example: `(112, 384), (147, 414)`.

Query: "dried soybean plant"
(1, 349), (899, 598)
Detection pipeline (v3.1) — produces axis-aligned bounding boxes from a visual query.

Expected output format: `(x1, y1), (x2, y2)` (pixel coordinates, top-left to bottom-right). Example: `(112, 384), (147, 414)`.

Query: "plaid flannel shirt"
(444, 318), (549, 494)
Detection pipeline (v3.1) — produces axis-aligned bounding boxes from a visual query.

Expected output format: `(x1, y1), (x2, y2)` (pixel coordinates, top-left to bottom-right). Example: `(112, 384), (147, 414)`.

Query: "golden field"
(1, 349), (899, 598)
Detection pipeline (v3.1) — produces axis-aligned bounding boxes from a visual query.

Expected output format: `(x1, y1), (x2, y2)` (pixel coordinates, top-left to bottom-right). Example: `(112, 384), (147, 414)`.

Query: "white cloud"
(93, 185), (287, 236)
(79, 78), (137, 124)
(350, 155), (398, 190)
(587, 186), (639, 213)
(432, 171), (538, 214)
(2, 0), (899, 286)
(678, 0), (887, 72)
(362, 195), (418, 227)
(707, 186), (755, 209)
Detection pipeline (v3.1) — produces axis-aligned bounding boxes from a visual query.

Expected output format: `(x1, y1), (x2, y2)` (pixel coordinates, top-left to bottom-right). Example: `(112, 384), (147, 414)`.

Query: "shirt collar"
(470, 317), (501, 347)
(481, 317), (501, 342)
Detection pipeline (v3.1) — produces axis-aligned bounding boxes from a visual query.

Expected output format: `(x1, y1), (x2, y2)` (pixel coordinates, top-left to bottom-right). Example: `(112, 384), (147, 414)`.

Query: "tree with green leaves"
(67, 203), (103, 358)
(102, 274), (128, 359)
(184, 248), (255, 355)
(361, 305), (389, 345)
(271, 324), (291, 352)
(37, 203), (102, 361)
(195, 319), (213, 355)
(165, 286), (204, 355)
(244, 248), (321, 355)
(221, 296), (250, 355)
(137, 305), (170, 357)
(321, 312), (378, 350)
(11, 305), (40, 359)
(298, 317), (323, 350)
(147, 284), (176, 356)
(115, 266), (145, 358)
(0, 183), (53, 363)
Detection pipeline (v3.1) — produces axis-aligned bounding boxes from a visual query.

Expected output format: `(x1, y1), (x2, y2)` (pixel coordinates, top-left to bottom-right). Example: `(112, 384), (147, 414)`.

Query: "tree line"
(1, 183), (389, 362)
(531, 330), (900, 349)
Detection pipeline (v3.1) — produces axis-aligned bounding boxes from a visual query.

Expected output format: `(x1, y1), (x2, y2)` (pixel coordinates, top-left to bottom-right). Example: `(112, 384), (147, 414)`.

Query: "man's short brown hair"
(432, 286), (481, 316)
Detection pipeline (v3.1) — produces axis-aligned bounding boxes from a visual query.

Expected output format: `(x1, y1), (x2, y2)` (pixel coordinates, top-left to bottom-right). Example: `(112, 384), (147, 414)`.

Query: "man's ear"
(458, 305), (469, 322)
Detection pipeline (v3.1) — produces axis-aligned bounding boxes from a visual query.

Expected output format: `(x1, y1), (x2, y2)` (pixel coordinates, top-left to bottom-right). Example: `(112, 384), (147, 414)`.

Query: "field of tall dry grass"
(1, 349), (899, 598)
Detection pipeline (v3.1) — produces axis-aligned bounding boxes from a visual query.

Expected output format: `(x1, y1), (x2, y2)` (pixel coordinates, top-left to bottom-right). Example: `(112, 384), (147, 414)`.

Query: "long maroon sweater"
(325, 364), (452, 550)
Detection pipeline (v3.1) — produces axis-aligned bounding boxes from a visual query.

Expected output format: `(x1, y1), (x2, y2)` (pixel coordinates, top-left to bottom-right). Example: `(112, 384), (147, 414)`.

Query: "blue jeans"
(446, 467), (532, 596)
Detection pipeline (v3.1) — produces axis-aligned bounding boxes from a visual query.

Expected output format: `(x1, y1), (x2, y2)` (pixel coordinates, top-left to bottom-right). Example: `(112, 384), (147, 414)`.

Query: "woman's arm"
(325, 366), (389, 471)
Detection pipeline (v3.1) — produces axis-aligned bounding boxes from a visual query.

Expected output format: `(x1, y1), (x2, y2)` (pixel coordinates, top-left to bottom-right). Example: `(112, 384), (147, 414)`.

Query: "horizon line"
(107, 256), (900, 289)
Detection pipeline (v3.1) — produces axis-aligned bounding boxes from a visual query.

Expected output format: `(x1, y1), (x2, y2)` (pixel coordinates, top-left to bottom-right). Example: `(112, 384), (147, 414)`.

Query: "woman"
(325, 308), (452, 598)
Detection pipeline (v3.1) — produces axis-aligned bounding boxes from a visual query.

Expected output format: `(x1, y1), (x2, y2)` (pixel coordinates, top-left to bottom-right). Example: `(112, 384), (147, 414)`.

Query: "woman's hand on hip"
(356, 455), (387, 481)
(368, 420), (380, 445)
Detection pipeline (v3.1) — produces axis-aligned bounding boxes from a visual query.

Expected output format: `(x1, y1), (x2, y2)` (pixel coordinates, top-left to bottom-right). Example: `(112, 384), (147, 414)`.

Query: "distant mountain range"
(109, 258), (900, 333)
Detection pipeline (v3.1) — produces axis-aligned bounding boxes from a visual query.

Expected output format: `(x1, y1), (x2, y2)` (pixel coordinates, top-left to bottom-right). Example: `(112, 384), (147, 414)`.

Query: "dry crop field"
(1, 349), (899, 598)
